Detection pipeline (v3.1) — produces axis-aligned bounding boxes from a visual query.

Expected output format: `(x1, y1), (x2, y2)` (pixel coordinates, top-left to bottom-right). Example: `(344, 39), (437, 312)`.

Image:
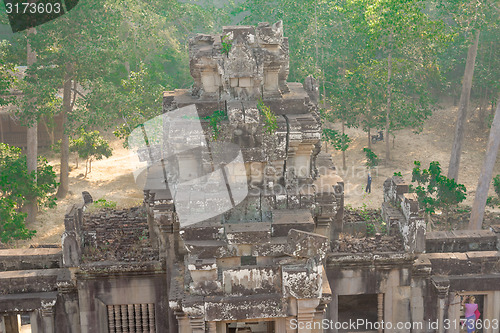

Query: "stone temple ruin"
(2, 21), (500, 333)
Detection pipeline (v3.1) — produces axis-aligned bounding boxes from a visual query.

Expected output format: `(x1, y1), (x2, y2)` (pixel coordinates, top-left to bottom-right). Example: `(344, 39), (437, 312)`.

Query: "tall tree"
(0, 40), (14, 143)
(440, 0), (498, 181)
(469, 99), (500, 230)
(25, 0), (122, 198)
(364, 0), (443, 161)
(447, 29), (480, 181)
(25, 28), (37, 224)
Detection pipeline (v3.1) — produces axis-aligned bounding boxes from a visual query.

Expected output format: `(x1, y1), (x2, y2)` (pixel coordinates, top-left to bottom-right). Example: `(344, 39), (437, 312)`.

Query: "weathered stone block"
(285, 229), (329, 259)
(272, 210), (315, 237)
(222, 267), (280, 296)
(204, 294), (286, 321)
(224, 223), (271, 244)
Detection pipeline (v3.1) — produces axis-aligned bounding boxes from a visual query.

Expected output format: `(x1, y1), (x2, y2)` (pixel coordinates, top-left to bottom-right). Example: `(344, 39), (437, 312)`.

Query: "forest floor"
(12, 100), (500, 247)
(329, 101), (500, 211)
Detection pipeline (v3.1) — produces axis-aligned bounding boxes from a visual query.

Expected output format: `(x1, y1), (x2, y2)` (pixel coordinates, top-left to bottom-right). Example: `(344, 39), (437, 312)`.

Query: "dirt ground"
(329, 101), (500, 211)
(13, 101), (500, 247)
(16, 131), (144, 247)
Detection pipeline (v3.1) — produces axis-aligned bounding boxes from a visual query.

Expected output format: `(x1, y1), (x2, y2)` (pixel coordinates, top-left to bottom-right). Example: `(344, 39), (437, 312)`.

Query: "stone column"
(207, 321), (217, 333)
(55, 282), (81, 333)
(175, 312), (191, 333)
(447, 293), (461, 332)
(282, 317), (297, 333)
(188, 317), (205, 333)
(3, 315), (19, 333)
(41, 301), (55, 333)
(432, 282), (449, 333)
(377, 294), (384, 333)
(216, 321), (227, 333)
(437, 297), (446, 333)
(297, 299), (321, 333)
(484, 291), (500, 333)
(325, 294), (338, 333)
(312, 304), (326, 333)
(384, 288), (393, 333)
(155, 209), (179, 332)
(411, 258), (430, 333)
(493, 291), (500, 333)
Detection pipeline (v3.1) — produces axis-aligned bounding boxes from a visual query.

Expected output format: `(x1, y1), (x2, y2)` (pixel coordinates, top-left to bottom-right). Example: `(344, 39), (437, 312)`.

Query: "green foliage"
(411, 161), (467, 217)
(108, 64), (165, 144)
(486, 175), (500, 208)
(90, 198), (117, 210)
(0, 143), (58, 243)
(356, 203), (385, 236)
(363, 148), (379, 168)
(393, 171), (403, 177)
(71, 130), (113, 162)
(493, 175), (500, 198)
(366, 223), (376, 236)
(322, 128), (351, 152)
(70, 129), (113, 176)
(203, 109), (228, 140)
(221, 35), (232, 56)
(0, 41), (14, 107)
(257, 99), (278, 135)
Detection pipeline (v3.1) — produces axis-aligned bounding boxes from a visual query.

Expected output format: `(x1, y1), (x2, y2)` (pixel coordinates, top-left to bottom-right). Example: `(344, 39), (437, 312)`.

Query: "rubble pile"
(81, 207), (158, 262)
(332, 234), (404, 253)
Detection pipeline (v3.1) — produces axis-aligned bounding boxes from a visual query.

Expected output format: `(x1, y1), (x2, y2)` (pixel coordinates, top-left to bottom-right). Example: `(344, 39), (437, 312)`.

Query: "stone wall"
(381, 176), (425, 253)
(80, 207), (158, 263)
(426, 230), (497, 253)
(62, 204), (158, 265)
(0, 248), (61, 271)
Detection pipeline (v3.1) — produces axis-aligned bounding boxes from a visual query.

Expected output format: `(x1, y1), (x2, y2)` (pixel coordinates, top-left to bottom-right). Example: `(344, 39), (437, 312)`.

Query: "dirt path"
(13, 102), (500, 247)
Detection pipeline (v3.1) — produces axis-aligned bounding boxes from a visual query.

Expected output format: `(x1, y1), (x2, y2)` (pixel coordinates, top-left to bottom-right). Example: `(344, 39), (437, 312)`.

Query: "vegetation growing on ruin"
(0, 0), (499, 240)
(86, 198), (118, 213)
(411, 161), (467, 221)
(221, 35), (233, 56)
(203, 109), (228, 140)
(257, 99), (278, 135)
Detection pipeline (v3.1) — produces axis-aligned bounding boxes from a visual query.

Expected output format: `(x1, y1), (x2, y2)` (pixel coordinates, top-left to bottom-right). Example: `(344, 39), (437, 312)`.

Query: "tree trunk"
(0, 116), (3, 143)
(41, 117), (54, 146)
(479, 94), (486, 129)
(479, 42), (494, 129)
(469, 99), (500, 230)
(26, 28), (37, 224)
(56, 64), (73, 198)
(447, 30), (480, 181)
(368, 127), (371, 150)
(342, 121), (346, 170)
(385, 32), (393, 163)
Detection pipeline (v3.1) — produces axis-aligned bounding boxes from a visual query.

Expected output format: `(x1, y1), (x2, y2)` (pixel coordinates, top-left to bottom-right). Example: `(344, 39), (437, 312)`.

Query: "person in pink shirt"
(462, 296), (478, 333)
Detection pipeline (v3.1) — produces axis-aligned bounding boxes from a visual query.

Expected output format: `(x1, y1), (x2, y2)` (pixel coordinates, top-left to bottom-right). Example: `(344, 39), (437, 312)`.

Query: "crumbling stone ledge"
(326, 252), (416, 269)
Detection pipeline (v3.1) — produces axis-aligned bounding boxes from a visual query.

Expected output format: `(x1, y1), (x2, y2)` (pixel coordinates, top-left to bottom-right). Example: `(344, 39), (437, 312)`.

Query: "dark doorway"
(338, 294), (379, 332)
